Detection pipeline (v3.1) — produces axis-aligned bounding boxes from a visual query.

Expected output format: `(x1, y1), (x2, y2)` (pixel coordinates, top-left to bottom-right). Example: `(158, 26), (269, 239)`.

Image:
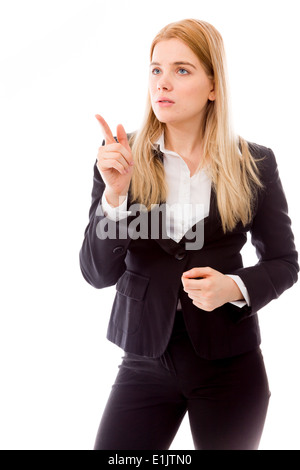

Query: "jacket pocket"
(111, 270), (149, 334)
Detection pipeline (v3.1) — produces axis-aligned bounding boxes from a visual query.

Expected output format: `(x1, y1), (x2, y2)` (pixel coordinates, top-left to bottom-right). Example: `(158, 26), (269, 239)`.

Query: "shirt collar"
(154, 132), (211, 177)
(154, 132), (181, 158)
(154, 132), (165, 152)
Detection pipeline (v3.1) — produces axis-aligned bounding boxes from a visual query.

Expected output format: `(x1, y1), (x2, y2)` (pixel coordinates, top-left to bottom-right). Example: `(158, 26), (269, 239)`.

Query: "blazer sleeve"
(231, 147), (299, 315)
(79, 161), (132, 289)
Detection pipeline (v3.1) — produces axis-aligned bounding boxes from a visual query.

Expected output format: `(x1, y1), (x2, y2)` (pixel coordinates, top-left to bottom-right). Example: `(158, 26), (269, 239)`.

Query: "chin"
(153, 112), (179, 125)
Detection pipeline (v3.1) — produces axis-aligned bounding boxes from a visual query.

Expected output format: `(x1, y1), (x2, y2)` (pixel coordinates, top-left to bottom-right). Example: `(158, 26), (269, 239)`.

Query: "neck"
(164, 121), (204, 160)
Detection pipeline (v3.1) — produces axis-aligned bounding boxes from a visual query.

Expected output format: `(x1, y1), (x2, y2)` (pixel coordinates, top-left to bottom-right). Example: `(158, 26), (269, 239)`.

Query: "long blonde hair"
(129, 19), (263, 232)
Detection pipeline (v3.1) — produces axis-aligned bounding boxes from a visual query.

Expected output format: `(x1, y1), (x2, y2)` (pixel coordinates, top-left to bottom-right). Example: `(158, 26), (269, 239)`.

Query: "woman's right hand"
(95, 114), (134, 207)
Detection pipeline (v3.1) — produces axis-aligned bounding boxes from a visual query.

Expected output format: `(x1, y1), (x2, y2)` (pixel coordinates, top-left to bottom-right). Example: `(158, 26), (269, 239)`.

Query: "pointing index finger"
(95, 114), (115, 144)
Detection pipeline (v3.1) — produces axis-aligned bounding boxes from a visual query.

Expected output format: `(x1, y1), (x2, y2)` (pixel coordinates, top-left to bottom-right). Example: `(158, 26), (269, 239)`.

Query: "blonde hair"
(129, 19), (263, 232)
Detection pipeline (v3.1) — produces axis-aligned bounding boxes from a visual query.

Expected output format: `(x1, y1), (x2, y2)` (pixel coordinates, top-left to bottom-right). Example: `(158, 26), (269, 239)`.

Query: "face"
(149, 38), (215, 128)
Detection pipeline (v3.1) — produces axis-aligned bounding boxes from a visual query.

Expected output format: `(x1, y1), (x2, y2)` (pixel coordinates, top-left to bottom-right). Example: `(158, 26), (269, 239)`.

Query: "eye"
(151, 68), (161, 75)
(178, 68), (189, 75)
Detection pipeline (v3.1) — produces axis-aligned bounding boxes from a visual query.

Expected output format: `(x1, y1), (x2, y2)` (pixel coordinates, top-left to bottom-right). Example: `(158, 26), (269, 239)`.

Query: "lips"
(156, 97), (175, 104)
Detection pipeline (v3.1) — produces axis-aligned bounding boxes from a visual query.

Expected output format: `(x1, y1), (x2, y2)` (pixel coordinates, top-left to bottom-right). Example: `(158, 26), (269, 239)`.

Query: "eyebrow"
(149, 61), (197, 70)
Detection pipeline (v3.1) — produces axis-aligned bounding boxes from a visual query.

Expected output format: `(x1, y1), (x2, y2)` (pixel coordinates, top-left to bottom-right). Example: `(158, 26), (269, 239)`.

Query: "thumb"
(182, 267), (214, 279)
(116, 124), (130, 151)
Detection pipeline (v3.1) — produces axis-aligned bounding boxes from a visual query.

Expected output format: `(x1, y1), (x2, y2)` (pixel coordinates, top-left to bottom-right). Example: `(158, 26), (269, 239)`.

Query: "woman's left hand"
(181, 267), (244, 311)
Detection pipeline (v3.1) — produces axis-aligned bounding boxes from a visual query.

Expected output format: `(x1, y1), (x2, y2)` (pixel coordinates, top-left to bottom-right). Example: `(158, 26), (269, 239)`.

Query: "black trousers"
(94, 311), (270, 450)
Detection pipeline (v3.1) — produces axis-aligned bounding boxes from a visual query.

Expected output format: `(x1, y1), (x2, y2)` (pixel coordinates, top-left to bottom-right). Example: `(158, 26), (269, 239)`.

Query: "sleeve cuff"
(101, 192), (131, 221)
(226, 274), (251, 308)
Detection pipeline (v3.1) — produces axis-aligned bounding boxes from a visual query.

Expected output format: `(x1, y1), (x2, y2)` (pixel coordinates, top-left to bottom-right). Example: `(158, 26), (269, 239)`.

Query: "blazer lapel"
(127, 147), (221, 255)
(147, 184), (220, 255)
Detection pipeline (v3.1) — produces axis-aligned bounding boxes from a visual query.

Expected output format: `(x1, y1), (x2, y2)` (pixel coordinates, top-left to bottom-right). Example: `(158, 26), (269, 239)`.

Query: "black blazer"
(79, 142), (299, 359)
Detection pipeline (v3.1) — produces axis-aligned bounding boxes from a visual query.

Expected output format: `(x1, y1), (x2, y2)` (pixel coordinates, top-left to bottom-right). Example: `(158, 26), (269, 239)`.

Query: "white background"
(0, 0), (299, 450)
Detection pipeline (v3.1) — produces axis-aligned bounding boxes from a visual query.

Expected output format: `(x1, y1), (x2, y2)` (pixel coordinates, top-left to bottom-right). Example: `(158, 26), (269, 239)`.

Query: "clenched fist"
(181, 267), (244, 311)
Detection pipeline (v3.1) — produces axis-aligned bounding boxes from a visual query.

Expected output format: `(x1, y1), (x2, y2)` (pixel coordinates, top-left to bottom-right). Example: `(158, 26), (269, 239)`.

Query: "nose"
(157, 82), (169, 91)
(157, 74), (173, 91)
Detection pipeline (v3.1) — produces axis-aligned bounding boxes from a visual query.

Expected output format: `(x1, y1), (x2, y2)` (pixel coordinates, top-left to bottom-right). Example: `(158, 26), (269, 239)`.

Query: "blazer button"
(112, 246), (124, 255)
(175, 252), (186, 260)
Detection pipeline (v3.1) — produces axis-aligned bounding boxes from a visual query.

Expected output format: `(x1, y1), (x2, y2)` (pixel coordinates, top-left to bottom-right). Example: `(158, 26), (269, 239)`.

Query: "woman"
(79, 19), (298, 450)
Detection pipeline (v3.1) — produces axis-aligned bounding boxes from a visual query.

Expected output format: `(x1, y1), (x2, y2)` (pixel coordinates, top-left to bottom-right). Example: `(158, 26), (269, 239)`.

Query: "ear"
(208, 82), (216, 101)
(208, 89), (216, 101)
